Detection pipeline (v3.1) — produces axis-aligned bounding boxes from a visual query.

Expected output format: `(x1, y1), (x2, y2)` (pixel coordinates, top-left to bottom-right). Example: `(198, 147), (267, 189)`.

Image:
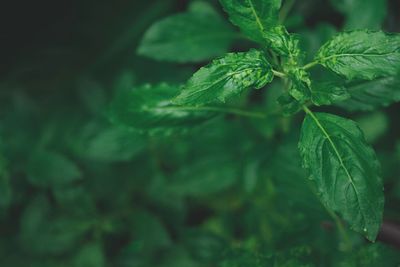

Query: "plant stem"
(161, 106), (269, 119)
(272, 69), (286, 78)
(325, 207), (353, 251)
(279, 0), (296, 23)
(302, 61), (319, 70)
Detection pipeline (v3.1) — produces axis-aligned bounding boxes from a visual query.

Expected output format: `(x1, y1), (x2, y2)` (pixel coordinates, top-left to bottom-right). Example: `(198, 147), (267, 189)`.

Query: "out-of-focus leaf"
(219, 248), (314, 267)
(331, 0), (387, 30)
(311, 82), (350, 106)
(184, 230), (227, 263)
(72, 122), (145, 162)
(132, 211), (172, 253)
(19, 195), (91, 255)
(77, 78), (108, 114)
(174, 49), (274, 106)
(166, 156), (239, 197)
(0, 155), (12, 208)
(109, 83), (216, 133)
(219, 249), (270, 267)
(299, 23), (337, 62)
(337, 243), (400, 267)
(28, 150), (82, 188)
(336, 76), (400, 111)
(73, 242), (105, 267)
(52, 185), (97, 216)
(356, 112), (388, 143)
(137, 1), (236, 63)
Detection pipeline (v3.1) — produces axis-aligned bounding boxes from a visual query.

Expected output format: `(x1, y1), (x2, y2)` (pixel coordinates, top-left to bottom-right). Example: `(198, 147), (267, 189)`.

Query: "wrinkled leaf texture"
(299, 112), (384, 241)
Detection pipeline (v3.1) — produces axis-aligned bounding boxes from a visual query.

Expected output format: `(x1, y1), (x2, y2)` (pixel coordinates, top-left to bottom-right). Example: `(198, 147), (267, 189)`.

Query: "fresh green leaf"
(174, 49), (274, 106)
(137, 2), (236, 63)
(109, 83), (216, 132)
(28, 150), (82, 188)
(311, 82), (350, 106)
(288, 68), (311, 101)
(277, 93), (302, 116)
(315, 30), (400, 80)
(336, 76), (400, 111)
(299, 112), (384, 241)
(264, 26), (302, 63)
(219, 0), (282, 43)
(331, 0), (387, 30)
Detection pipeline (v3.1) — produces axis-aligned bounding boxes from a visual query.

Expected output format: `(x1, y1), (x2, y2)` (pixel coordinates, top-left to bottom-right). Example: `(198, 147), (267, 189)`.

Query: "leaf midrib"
(246, 0), (265, 33)
(176, 66), (264, 101)
(317, 51), (398, 63)
(303, 108), (364, 223)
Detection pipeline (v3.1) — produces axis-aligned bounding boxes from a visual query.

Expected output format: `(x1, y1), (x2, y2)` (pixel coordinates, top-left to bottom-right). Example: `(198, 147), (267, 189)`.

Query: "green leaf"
(19, 195), (91, 255)
(73, 243), (105, 267)
(338, 243), (400, 267)
(131, 211), (172, 252)
(264, 26), (302, 63)
(336, 76), (400, 111)
(28, 150), (82, 188)
(311, 82), (350, 106)
(173, 49), (274, 106)
(109, 83), (216, 132)
(166, 156), (239, 196)
(219, 0), (282, 43)
(137, 2), (236, 63)
(277, 93), (302, 116)
(288, 68), (311, 102)
(331, 0), (387, 30)
(315, 30), (400, 80)
(299, 112), (384, 241)
(72, 122), (145, 162)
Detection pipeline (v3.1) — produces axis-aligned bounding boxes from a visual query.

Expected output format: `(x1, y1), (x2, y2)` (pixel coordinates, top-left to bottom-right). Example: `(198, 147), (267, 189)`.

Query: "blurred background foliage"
(0, 0), (400, 266)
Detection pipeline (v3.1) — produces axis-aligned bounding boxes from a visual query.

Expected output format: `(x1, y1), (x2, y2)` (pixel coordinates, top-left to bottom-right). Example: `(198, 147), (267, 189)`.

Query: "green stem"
(272, 69), (286, 78)
(279, 0), (296, 23)
(325, 207), (353, 251)
(161, 106), (269, 119)
(302, 61), (319, 70)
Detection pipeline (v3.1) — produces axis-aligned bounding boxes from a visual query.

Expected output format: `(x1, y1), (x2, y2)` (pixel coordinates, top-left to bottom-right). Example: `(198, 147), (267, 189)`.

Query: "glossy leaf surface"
(219, 0), (281, 43)
(316, 31), (400, 80)
(138, 2), (236, 63)
(174, 49), (274, 105)
(299, 112), (384, 241)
